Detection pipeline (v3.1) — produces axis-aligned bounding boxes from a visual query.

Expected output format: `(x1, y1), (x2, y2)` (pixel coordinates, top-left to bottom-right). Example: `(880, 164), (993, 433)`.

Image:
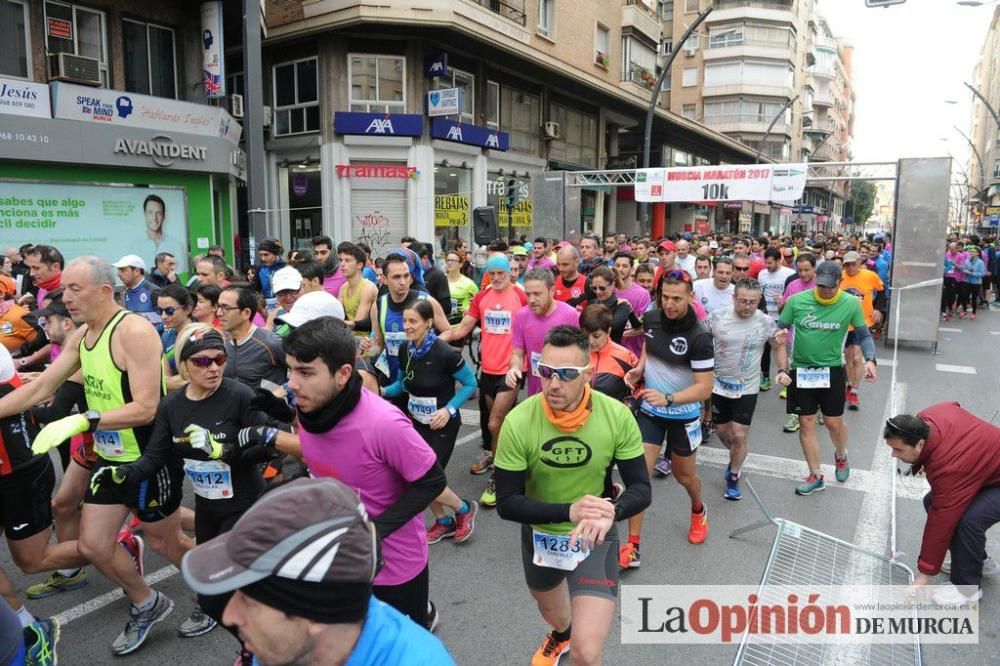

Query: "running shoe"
(24, 617), (59, 666)
(178, 604), (217, 638)
(959, 311), (968, 320)
(470, 451), (494, 475)
(932, 583), (982, 606)
(795, 474), (826, 496)
(531, 632), (570, 666)
(118, 528), (145, 578)
(760, 377), (773, 392)
(26, 570), (88, 599)
(817, 411), (825, 426)
(454, 501), (479, 543)
(783, 414), (800, 432)
(111, 592), (174, 656)
(724, 467), (742, 501)
(654, 455), (672, 477)
(427, 602), (440, 633)
(834, 451), (850, 482)
(779, 387), (787, 400)
(846, 391), (860, 411)
(479, 476), (497, 507)
(971, 313), (977, 320)
(618, 542), (640, 569)
(426, 519), (456, 544)
(688, 506), (708, 544)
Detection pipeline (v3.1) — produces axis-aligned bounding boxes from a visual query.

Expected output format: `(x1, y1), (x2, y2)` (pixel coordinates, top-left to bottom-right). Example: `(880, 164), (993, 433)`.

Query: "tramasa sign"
(335, 164), (418, 179)
(430, 118), (509, 151)
(333, 112), (423, 137)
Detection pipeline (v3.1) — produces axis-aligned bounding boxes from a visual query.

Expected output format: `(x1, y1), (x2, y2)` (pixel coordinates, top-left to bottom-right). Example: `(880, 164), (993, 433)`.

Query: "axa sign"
(113, 135), (208, 167)
(334, 112), (423, 137)
(430, 117), (509, 152)
(446, 125), (463, 141)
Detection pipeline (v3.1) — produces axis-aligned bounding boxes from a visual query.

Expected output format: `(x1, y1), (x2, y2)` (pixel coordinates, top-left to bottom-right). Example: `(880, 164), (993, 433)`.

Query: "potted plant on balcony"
(629, 63), (656, 89)
(595, 50), (609, 69)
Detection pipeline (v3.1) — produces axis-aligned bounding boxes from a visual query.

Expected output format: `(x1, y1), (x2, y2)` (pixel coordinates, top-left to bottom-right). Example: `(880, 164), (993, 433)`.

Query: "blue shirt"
(161, 327), (178, 373)
(346, 598), (454, 666)
(363, 266), (379, 284)
(124, 278), (162, 328)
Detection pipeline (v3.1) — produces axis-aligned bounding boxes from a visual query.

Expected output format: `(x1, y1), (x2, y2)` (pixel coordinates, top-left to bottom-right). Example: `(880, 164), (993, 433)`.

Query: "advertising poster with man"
(0, 181), (189, 272)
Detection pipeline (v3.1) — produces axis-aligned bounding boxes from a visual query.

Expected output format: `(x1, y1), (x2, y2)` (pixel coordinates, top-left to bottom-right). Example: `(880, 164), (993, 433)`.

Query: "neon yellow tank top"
(79, 310), (159, 462)
(340, 280), (367, 339)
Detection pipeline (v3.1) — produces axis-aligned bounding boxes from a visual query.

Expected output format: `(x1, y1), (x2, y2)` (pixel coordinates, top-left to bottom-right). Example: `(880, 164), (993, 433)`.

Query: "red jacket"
(916, 402), (1000, 576)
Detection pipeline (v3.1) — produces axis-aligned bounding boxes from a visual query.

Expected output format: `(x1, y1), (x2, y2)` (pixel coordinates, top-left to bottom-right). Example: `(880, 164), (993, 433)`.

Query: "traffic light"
(506, 178), (519, 209)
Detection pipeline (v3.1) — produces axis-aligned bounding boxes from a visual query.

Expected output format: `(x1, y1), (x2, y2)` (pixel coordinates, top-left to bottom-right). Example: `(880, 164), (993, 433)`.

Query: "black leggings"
(413, 417), (461, 469)
(195, 503), (250, 642)
(958, 282), (979, 314)
(942, 277), (959, 313)
(373, 564), (430, 628)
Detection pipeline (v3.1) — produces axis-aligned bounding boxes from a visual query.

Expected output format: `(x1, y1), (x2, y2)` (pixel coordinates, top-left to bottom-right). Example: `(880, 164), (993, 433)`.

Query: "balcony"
(622, 62), (658, 91)
(703, 113), (789, 135)
(622, 0), (662, 43)
(469, 0), (527, 25)
(702, 81), (795, 99)
(704, 40), (795, 62)
(706, 1), (796, 26)
(812, 89), (834, 107)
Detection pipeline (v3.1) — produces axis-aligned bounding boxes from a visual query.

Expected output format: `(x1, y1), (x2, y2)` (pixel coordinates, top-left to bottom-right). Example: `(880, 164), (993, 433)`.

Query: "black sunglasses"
(155, 306), (179, 316)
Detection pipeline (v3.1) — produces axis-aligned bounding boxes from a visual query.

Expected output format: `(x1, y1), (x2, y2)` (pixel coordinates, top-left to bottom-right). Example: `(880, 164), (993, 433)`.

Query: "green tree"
(847, 181), (878, 225)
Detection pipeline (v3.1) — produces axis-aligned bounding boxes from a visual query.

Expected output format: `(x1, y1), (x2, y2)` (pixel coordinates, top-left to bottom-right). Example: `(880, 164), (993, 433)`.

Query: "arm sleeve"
(373, 462), (447, 539)
(495, 468), (572, 525)
(382, 378), (404, 399)
(853, 325), (877, 360)
(612, 454), (652, 521)
(353, 315), (372, 333)
(446, 360), (477, 412)
(125, 401), (177, 482)
(31, 381), (86, 424)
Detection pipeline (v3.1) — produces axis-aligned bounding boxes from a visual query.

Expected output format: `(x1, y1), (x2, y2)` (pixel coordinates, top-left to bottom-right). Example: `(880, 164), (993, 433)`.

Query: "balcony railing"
(473, 0), (526, 25)
(704, 113), (788, 128)
(623, 63), (657, 90)
(712, 0), (794, 11)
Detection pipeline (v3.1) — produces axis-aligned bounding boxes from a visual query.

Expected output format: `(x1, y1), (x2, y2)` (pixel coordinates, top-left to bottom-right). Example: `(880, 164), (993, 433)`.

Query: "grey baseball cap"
(815, 260), (843, 288)
(181, 478), (380, 596)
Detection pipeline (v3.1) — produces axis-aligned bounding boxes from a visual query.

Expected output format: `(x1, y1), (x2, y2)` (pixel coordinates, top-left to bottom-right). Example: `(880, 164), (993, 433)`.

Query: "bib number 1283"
(532, 530), (588, 571)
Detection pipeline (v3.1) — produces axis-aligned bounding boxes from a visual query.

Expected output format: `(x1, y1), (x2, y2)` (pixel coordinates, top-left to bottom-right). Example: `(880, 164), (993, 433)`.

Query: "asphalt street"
(4, 308), (999, 665)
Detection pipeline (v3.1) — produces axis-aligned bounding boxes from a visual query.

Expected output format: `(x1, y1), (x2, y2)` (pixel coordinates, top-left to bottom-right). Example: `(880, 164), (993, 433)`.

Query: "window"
(622, 36), (657, 88)
(273, 57), (319, 136)
(538, 0), (554, 37)
(549, 102), (597, 167)
(663, 3), (673, 21)
(349, 54), (405, 113)
(994, 160), (1000, 180)
(595, 24), (610, 67)
(682, 67), (698, 87)
(227, 71), (245, 97)
(704, 98), (789, 124)
(123, 19), (176, 98)
(44, 1), (108, 86)
(704, 59), (793, 89)
(500, 86), (540, 154)
(0, 1), (29, 78)
(682, 104), (696, 120)
(661, 39), (673, 56)
(486, 80), (500, 129)
(685, 0), (699, 12)
(433, 67), (474, 123)
(709, 25), (743, 49)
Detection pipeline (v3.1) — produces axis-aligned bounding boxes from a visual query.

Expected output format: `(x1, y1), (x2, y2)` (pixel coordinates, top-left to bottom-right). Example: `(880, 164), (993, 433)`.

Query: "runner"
(613, 251), (652, 358)
(527, 237), (557, 273)
(507, 269), (580, 398)
(156, 284), (195, 391)
(703, 279), (788, 501)
(284, 318), (447, 629)
(217, 286), (288, 389)
(587, 266), (641, 345)
(620, 269), (714, 569)
(553, 246), (587, 307)
(757, 248), (795, 392)
(778, 260), (878, 496)
(839, 250), (885, 411)
(382, 300), (479, 545)
(495, 325), (650, 665)
(779, 252), (818, 430)
(579, 305), (639, 402)
(451, 255), (528, 507)
(444, 250), (479, 327)
(693, 256), (735, 315)
(0, 256), (184, 655)
(338, 243), (378, 340)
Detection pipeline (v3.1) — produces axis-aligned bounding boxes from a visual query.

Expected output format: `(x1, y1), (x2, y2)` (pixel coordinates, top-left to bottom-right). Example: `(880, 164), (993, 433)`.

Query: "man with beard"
(312, 236), (345, 298)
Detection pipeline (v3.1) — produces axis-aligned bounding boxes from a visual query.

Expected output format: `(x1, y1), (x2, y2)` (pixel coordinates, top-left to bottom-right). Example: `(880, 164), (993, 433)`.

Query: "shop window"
(433, 67), (474, 124)
(488, 171), (533, 241)
(486, 80), (500, 130)
(435, 165), (473, 251)
(273, 57), (320, 136)
(500, 86), (540, 154)
(0, 1), (30, 78)
(123, 19), (177, 98)
(285, 164), (323, 251)
(45, 0), (108, 86)
(548, 101), (597, 168)
(349, 54), (405, 113)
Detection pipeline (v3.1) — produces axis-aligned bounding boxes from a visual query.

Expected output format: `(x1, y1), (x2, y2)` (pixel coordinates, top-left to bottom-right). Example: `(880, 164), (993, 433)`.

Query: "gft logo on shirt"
(540, 436), (592, 468)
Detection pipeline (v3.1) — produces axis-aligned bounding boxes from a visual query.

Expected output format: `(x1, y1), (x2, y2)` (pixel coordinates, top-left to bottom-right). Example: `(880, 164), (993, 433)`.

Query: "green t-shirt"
(779, 289), (865, 369)
(494, 390), (644, 535)
(447, 275), (479, 318)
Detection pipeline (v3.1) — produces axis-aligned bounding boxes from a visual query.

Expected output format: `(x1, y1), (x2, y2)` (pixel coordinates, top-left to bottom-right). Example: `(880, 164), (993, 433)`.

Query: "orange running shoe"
(688, 507), (708, 544)
(618, 541), (640, 569)
(531, 632), (570, 666)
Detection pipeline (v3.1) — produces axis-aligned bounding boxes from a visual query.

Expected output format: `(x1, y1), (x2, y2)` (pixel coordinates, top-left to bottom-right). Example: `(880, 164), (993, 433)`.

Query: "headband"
(179, 329), (226, 362)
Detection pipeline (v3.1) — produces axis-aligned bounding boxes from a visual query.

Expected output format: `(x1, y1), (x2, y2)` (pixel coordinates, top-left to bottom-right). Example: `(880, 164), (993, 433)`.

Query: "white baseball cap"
(113, 254), (146, 270)
(271, 266), (303, 294)
(276, 290), (346, 328)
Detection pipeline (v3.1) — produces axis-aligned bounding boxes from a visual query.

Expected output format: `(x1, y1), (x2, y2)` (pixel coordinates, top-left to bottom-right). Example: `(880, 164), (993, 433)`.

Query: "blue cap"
(485, 255), (511, 273)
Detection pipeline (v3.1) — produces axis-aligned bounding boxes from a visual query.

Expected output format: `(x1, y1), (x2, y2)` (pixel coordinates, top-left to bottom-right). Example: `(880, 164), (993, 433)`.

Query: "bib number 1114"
(702, 183), (730, 199)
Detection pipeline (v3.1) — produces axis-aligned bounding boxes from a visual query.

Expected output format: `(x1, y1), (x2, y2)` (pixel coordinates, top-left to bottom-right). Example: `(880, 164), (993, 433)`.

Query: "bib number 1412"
(702, 183), (730, 199)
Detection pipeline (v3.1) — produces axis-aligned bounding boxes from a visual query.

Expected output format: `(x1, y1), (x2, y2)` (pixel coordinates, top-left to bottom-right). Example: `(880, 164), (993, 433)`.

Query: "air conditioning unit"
(230, 94), (244, 118)
(683, 44), (698, 57)
(263, 105), (273, 127)
(48, 52), (101, 86)
(543, 121), (560, 140)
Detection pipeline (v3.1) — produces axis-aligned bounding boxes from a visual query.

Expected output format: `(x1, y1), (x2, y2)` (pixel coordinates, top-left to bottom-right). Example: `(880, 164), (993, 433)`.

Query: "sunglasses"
(155, 306), (179, 316)
(665, 269), (692, 283)
(188, 354), (227, 368)
(537, 363), (589, 381)
(733, 266), (750, 272)
(591, 283), (610, 293)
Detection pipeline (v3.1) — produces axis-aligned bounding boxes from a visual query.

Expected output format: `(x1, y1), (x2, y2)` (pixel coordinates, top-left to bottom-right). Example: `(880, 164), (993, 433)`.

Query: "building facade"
(969, 6), (1000, 231)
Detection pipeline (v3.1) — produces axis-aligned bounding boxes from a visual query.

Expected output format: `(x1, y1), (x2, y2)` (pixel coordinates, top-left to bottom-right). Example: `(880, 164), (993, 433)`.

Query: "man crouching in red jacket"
(884, 402), (1000, 605)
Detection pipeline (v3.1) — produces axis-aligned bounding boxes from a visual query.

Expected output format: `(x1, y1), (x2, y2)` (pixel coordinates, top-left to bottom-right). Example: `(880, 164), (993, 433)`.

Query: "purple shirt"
(512, 301), (580, 395)
(616, 283), (652, 357)
(526, 256), (557, 273)
(782, 278), (814, 301)
(324, 267), (347, 297)
(945, 251), (968, 282)
(299, 388), (437, 586)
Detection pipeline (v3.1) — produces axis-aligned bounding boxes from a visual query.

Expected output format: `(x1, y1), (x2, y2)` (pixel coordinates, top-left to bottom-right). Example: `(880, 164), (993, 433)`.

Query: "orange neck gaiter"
(541, 385), (593, 433)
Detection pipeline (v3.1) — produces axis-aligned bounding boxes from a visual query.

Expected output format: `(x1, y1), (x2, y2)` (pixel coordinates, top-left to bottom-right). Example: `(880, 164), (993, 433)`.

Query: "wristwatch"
(777, 368), (789, 375)
(666, 393), (675, 406)
(84, 410), (101, 433)
(447, 406), (458, 419)
(866, 358), (877, 366)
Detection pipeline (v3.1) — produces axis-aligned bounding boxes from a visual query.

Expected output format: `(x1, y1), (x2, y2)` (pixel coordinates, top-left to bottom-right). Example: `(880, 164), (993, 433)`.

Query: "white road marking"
(938, 327), (963, 333)
(935, 363), (977, 374)
(876, 358), (895, 367)
(991, 331), (1000, 336)
(53, 565), (179, 626)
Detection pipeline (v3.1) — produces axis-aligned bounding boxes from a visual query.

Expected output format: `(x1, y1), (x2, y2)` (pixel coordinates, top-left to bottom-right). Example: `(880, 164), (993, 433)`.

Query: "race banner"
(635, 164), (807, 202)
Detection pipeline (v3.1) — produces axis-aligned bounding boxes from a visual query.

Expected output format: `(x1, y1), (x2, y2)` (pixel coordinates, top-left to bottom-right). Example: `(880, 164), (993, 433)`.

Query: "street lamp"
(952, 126), (987, 229)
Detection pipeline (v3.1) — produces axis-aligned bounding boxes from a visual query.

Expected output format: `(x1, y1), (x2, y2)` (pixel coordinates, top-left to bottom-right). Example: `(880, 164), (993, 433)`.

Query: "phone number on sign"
(0, 132), (50, 144)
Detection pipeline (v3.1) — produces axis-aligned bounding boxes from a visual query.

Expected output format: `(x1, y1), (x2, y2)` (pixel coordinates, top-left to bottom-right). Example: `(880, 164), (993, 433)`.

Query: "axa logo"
(485, 133), (501, 148)
(540, 436), (592, 468)
(446, 125), (463, 141)
(365, 118), (395, 134)
(429, 61), (445, 74)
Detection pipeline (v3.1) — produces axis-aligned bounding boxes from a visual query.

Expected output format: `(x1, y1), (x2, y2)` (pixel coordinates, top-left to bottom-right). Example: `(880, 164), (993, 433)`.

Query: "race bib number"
(714, 377), (744, 399)
(374, 350), (390, 377)
(385, 331), (407, 357)
(532, 529), (589, 571)
(184, 459), (234, 500)
(685, 420), (703, 452)
(483, 310), (512, 335)
(407, 395), (438, 425)
(93, 430), (125, 458)
(530, 351), (542, 377)
(797, 367), (831, 389)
